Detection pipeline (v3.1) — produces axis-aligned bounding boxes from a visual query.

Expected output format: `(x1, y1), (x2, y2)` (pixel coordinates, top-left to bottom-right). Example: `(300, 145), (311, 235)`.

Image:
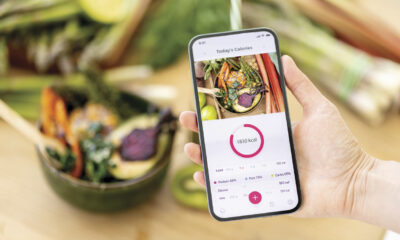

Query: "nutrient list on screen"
(202, 114), (298, 218)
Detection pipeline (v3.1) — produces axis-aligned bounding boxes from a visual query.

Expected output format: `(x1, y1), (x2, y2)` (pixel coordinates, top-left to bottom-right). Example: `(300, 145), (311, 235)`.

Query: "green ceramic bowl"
(36, 91), (176, 212)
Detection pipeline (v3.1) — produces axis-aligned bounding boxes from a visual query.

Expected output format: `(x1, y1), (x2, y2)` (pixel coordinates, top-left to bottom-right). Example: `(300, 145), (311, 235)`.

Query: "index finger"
(179, 111), (198, 133)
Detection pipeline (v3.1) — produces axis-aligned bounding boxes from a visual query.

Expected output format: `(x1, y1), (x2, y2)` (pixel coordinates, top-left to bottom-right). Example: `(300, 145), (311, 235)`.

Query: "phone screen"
(189, 28), (301, 221)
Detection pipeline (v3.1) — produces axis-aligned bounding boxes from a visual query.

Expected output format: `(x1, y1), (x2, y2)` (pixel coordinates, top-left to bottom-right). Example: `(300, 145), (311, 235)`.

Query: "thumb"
(282, 55), (327, 114)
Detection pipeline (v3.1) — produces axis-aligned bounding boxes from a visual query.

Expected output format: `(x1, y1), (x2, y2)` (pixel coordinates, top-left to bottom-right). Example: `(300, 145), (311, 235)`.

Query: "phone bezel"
(188, 27), (302, 221)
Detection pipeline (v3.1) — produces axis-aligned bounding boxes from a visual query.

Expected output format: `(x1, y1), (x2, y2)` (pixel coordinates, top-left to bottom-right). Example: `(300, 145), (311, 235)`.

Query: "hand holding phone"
(185, 28), (400, 233)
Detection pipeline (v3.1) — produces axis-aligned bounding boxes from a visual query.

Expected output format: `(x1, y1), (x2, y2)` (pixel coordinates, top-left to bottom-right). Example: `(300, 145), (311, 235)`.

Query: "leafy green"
(203, 59), (223, 80)
(232, 80), (240, 88)
(215, 89), (224, 98)
(129, 0), (230, 69)
(228, 87), (238, 100)
(46, 147), (76, 172)
(80, 123), (114, 182)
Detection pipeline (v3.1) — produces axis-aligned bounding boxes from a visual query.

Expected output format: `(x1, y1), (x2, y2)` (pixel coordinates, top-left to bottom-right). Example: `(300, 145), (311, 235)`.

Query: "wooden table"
(0, 55), (399, 240)
(2, 0), (400, 237)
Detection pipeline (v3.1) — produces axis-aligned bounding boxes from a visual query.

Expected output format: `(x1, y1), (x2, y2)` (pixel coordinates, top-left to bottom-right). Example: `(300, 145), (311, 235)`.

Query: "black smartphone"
(188, 28), (301, 221)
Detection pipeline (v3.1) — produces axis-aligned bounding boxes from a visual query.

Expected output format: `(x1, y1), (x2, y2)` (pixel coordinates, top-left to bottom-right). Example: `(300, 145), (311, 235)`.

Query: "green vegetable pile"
(239, 57), (262, 85)
(128, 0), (231, 69)
(203, 59), (224, 81)
(0, 0), (135, 75)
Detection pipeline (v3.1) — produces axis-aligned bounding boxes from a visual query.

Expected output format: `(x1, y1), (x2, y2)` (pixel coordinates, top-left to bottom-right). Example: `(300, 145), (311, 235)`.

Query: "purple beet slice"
(120, 108), (174, 161)
(121, 128), (158, 161)
(238, 93), (254, 108)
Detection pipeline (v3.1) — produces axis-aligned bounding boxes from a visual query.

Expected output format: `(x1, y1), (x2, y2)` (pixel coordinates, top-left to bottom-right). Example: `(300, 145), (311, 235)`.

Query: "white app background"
(202, 113), (299, 218)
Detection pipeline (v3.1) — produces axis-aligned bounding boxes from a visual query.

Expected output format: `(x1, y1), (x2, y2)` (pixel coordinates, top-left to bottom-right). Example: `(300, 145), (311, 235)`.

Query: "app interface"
(191, 31), (299, 219)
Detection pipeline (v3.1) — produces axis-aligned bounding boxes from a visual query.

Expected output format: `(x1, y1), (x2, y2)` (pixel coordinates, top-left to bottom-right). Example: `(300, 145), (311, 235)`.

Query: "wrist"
(340, 152), (377, 219)
(343, 153), (377, 219)
(349, 156), (400, 231)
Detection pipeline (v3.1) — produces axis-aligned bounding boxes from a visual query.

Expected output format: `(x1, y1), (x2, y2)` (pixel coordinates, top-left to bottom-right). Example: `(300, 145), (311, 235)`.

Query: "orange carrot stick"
(41, 87), (83, 178)
(54, 97), (83, 178)
(41, 87), (57, 137)
(217, 62), (227, 88)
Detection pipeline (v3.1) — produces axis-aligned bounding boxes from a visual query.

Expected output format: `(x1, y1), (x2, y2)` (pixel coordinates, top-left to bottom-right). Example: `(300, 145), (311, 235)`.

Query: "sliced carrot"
(54, 97), (83, 177)
(70, 139), (83, 178)
(54, 98), (68, 144)
(218, 62), (229, 101)
(217, 62), (227, 88)
(223, 63), (230, 80)
(41, 87), (57, 137)
(41, 87), (83, 178)
(217, 78), (222, 88)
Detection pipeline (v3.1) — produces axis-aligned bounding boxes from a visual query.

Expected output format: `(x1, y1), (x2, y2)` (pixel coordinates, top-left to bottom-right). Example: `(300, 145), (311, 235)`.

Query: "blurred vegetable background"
(0, 0), (400, 239)
(1, 0), (399, 124)
(0, 0), (230, 120)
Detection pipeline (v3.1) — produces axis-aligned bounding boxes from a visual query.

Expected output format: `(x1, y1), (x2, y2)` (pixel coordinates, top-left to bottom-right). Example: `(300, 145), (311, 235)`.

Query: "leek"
(243, 0), (400, 124)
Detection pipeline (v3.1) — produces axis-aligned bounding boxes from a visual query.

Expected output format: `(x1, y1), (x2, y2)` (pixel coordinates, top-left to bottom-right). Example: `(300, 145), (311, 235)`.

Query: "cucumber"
(78, 0), (133, 23)
(171, 164), (208, 210)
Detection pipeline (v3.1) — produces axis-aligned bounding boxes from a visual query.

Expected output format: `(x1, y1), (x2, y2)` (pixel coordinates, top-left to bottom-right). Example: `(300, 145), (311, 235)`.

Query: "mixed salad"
(196, 53), (285, 120)
(198, 56), (265, 114)
(41, 71), (175, 183)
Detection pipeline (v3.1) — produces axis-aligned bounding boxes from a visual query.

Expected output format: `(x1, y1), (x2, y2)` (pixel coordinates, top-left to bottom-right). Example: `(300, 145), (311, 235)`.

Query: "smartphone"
(188, 28), (301, 221)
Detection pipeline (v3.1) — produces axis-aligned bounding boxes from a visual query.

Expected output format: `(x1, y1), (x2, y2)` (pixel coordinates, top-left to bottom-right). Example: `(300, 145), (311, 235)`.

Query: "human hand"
(180, 55), (376, 219)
